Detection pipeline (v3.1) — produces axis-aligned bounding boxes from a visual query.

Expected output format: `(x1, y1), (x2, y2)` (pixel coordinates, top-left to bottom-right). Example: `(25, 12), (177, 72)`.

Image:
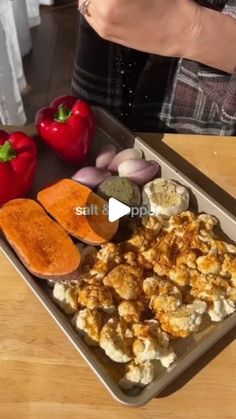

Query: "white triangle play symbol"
(108, 198), (131, 222)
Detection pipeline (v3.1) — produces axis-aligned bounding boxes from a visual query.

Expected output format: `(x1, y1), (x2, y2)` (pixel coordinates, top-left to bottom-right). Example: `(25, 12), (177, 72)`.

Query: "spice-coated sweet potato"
(0, 199), (81, 280)
(37, 179), (119, 245)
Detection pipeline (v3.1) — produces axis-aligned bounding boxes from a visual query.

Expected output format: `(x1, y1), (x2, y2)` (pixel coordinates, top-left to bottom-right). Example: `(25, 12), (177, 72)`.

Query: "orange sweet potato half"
(0, 199), (81, 280)
(37, 179), (119, 245)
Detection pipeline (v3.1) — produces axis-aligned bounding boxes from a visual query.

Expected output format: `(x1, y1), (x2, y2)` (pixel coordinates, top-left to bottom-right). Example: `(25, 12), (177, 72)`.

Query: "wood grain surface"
(0, 129), (235, 419)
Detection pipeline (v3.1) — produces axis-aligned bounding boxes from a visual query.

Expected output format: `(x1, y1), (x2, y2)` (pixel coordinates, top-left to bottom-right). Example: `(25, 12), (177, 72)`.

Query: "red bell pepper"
(0, 131), (37, 206)
(35, 95), (95, 165)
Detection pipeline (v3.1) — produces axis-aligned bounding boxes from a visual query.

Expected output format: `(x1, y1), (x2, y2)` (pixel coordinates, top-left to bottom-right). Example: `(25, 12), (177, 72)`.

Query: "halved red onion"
(96, 144), (117, 169)
(72, 167), (111, 189)
(108, 148), (143, 172)
(118, 159), (159, 185)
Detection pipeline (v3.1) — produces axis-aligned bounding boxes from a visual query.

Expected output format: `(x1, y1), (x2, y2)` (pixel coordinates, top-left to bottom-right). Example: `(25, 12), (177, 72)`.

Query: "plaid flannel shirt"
(72, 0), (236, 135)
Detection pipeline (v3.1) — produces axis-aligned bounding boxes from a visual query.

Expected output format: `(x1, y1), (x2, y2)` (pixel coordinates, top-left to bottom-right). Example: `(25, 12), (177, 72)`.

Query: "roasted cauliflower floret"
(221, 254), (236, 285)
(144, 277), (182, 298)
(165, 211), (197, 232)
(196, 254), (221, 275)
(132, 320), (176, 367)
(123, 251), (137, 265)
(120, 360), (155, 390)
(141, 240), (172, 267)
(100, 318), (134, 363)
(158, 300), (207, 337)
(228, 287), (236, 303)
(168, 266), (190, 287)
(90, 243), (123, 279)
(74, 308), (103, 346)
(197, 214), (218, 241)
(118, 300), (145, 323)
(103, 264), (143, 300)
(53, 283), (79, 315)
(145, 277), (182, 314)
(213, 240), (236, 255)
(208, 295), (235, 322)
(198, 213), (218, 230)
(78, 285), (115, 313)
(190, 235), (211, 254)
(176, 250), (198, 269)
(190, 271), (229, 296)
(142, 215), (166, 232)
(132, 320), (169, 348)
(143, 276), (160, 297)
(189, 270), (235, 321)
(150, 294), (182, 314)
(159, 348), (177, 368)
(165, 212), (215, 253)
(125, 226), (157, 251)
(153, 263), (169, 277)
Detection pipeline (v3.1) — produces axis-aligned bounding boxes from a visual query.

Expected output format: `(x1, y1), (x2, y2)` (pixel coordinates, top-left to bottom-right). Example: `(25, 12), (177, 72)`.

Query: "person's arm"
(79, 0), (236, 74)
(184, 5), (236, 74)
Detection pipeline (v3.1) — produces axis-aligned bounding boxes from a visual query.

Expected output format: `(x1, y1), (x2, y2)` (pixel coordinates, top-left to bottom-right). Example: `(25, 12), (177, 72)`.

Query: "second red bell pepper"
(35, 95), (95, 165)
(0, 131), (37, 206)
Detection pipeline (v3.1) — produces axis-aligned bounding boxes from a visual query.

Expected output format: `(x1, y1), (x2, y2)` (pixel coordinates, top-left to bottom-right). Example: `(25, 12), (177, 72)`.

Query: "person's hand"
(78, 0), (202, 58)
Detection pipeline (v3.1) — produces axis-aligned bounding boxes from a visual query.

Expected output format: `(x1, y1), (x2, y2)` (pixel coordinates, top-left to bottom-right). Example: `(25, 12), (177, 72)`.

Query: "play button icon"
(108, 198), (131, 222)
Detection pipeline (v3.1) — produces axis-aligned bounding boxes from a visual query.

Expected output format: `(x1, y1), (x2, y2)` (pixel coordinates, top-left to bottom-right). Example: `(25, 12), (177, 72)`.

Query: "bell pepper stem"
(55, 104), (72, 123)
(0, 141), (16, 162)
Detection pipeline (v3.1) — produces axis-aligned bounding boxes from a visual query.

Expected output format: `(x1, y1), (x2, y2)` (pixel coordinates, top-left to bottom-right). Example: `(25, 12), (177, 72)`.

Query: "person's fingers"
(78, 0), (110, 38)
(78, 0), (94, 18)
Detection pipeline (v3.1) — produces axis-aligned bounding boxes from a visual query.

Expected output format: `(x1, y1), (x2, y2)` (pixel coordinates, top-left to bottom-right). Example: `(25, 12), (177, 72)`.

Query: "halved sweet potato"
(37, 179), (119, 245)
(0, 199), (81, 280)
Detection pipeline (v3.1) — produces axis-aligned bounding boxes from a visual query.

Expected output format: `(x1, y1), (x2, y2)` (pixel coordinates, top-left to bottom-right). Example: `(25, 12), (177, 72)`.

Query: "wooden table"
(1, 128), (236, 419)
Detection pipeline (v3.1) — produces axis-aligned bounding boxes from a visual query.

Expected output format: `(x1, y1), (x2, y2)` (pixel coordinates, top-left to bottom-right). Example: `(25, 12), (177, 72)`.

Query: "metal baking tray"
(0, 107), (236, 407)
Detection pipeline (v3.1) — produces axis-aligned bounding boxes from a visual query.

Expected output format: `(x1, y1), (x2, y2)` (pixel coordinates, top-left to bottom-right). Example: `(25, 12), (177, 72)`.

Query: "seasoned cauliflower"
(132, 320), (169, 346)
(191, 271), (229, 297)
(78, 285), (115, 313)
(74, 308), (103, 346)
(165, 211), (197, 232)
(150, 294), (182, 314)
(125, 226), (157, 252)
(153, 263), (169, 277)
(158, 300), (207, 337)
(141, 240), (172, 267)
(144, 277), (182, 314)
(213, 240), (236, 255)
(228, 287), (236, 303)
(154, 278), (181, 297)
(142, 215), (165, 232)
(176, 250), (198, 269)
(103, 264), (143, 300)
(53, 283), (79, 315)
(196, 254), (221, 275)
(208, 296), (235, 322)
(189, 270), (236, 320)
(198, 213), (218, 230)
(100, 318), (134, 363)
(221, 254), (236, 285)
(123, 251), (137, 265)
(60, 204), (236, 382)
(90, 243), (123, 279)
(159, 348), (177, 368)
(190, 235), (211, 254)
(168, 266), (190, 287)
(118, 300), (145, 323)
(120, 361), (155, 390)
(132, 320), (176, 367)
(143, 276), (160, 297)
